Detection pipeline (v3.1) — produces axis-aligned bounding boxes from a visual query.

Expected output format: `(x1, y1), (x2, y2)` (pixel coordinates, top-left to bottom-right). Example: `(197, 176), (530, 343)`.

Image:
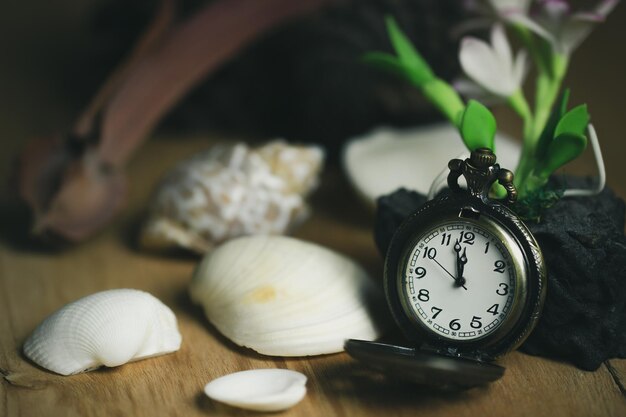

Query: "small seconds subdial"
(402, 220), (517, 341)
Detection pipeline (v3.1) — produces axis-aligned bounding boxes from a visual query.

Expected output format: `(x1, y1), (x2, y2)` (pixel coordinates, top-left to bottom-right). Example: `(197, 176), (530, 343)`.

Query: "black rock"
(521, 184), (626, 370)
(374, 188), (426, 256)
(374, 182), (626, 370)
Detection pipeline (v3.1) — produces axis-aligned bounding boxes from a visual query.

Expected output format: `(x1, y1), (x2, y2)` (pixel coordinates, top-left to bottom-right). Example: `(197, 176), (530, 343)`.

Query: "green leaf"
(362, 52), (407, 78)
(363, 16), (466, 126)
(384, 15), (435, 86)
(459, 100), (496, 151)
(536, 132), (587, 178)
(421, 80), (466, 126)
(536, 89), (570, 159)
(554, 104), (590, 137)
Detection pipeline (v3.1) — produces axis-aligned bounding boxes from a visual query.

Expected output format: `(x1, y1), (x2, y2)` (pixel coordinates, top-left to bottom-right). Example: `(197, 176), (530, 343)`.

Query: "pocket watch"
(346, 148), (547, 389)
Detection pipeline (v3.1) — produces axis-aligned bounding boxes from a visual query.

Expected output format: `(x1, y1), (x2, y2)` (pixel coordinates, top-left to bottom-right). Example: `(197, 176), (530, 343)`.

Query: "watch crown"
(469, 148), (497, 168)
(447, 147), (517, 205)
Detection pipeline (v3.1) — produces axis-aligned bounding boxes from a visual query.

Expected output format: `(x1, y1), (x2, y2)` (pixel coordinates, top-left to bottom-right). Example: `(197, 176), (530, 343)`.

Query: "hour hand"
(454, 241), (467, 287)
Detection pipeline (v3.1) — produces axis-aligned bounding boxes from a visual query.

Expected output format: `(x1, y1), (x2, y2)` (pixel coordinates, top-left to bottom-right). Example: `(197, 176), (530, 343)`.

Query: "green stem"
(532, 63), (566, 137)
(508, 90), (533, 138)
(514, 54), (569, 197)
(535, 54), (568, 138)
(420, 79), (466, 127)
(511, 24), (549, 75)
(509, 90), (535, 196)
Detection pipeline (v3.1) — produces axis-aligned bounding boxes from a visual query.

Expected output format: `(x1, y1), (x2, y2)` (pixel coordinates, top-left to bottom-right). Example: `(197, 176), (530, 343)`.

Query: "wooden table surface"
(1, 135), (625, 417)
(2, 3), (626, 416)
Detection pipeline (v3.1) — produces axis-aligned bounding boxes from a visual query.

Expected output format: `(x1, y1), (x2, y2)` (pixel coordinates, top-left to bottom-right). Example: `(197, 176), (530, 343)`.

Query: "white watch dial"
(402, 220), (517, 341)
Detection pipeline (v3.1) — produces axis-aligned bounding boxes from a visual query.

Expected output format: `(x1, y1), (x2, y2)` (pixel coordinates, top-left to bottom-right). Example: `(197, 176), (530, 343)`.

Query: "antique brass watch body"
(346, 148), (547, 388)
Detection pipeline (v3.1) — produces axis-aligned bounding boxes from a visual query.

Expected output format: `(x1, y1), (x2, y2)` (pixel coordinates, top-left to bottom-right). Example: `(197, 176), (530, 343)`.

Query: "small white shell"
(140, 141), (324, 253)
(342, 124), (521, 206)
(23, 289), (182, 375)
(190, 235), (384, 356)
(204, 369), (307, 412)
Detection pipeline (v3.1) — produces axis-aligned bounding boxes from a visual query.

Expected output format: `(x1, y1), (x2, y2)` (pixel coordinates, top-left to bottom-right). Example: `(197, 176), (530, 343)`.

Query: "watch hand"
(431, 257), (467, 290)
(454, 240), (467, 288)
(455, 247), (468, 287)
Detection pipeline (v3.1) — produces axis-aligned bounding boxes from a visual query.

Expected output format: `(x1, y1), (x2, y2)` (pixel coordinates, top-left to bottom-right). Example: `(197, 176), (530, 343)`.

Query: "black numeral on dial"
(470, 316), (482, 329)
(422, 247), (437, 259)
(494, 260), (506, 273)
(459, 231), (475, 245)
(414, 267), (426, 279)
(418, 289), (430, 302)
(431, 307), (442, 319)
(496, 283), (509, 295)
(441, 233), (451, 246)
(449, 319), (461, 330)
(487, 303), (500, 315)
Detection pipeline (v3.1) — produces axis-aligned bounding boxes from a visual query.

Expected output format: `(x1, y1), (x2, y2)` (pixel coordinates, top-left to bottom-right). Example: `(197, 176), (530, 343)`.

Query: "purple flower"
(502, 0), (619, 55)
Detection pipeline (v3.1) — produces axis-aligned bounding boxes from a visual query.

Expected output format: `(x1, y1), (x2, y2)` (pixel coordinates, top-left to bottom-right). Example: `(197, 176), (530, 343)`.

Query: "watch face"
(400, 220), (518, 342)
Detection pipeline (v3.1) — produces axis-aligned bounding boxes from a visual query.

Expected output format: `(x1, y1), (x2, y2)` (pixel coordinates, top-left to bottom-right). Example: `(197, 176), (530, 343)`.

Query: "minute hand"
(455, 246), (468, 287)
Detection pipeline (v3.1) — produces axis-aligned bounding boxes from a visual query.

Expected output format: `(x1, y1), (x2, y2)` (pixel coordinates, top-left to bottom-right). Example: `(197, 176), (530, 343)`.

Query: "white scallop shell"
(204, 369), (307, 412)
(189, 235), (385, 356)
(140, 141), (324, 253)
(23, 289), (182, 375)
(342, 124), (521, 206)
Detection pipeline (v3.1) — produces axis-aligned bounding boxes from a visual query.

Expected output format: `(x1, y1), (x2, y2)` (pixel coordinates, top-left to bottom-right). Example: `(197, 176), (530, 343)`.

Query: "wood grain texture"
(1, 137), (625, 417)
(607, 360), (626, 397)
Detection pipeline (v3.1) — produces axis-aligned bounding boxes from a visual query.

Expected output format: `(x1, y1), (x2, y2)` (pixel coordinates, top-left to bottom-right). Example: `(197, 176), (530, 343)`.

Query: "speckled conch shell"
(342, 124), (521, 206)
(204, 369), (307, 412)
(189, 235), (385, 356)
(140, 141), (324, 253)
(23, 289), (182, 376)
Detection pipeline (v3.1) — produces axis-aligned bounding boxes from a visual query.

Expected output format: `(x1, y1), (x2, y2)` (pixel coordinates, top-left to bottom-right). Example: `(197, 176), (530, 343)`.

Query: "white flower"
(453, 78), (505, 104)
(459, 24), (528, 98)
(502, 0), (620, 55)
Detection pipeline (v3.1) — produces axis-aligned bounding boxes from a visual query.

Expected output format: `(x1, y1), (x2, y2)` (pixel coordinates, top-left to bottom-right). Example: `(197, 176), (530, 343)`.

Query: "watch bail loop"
(447, 148), (517, 205)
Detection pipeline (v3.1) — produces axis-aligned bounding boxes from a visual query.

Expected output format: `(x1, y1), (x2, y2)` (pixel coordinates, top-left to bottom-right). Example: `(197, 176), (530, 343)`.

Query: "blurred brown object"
(166, 0), (465, 152)
(15, 0), (336, 242)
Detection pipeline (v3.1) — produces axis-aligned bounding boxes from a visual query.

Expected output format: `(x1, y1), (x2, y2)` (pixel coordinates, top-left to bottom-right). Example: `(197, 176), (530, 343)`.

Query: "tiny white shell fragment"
(204, 369), (307, 412)
(342, 124), (521, 206)
(140, 140), (324, 253)
(23, 289), (182, 376)
(190, 235), (385, 356)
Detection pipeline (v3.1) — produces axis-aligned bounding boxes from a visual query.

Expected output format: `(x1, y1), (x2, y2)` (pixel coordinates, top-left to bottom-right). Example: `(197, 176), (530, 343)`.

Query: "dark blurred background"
(1, 0), (625, 194)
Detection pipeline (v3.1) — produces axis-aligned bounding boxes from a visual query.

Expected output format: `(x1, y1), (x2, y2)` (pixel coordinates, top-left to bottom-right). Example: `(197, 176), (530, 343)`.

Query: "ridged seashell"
(140, 141), (324, 253)
(342, 124), (521, 206)
(23, 289), (182, 376)
(190, 235), (384, 356)
(204, 369), (307, 412)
